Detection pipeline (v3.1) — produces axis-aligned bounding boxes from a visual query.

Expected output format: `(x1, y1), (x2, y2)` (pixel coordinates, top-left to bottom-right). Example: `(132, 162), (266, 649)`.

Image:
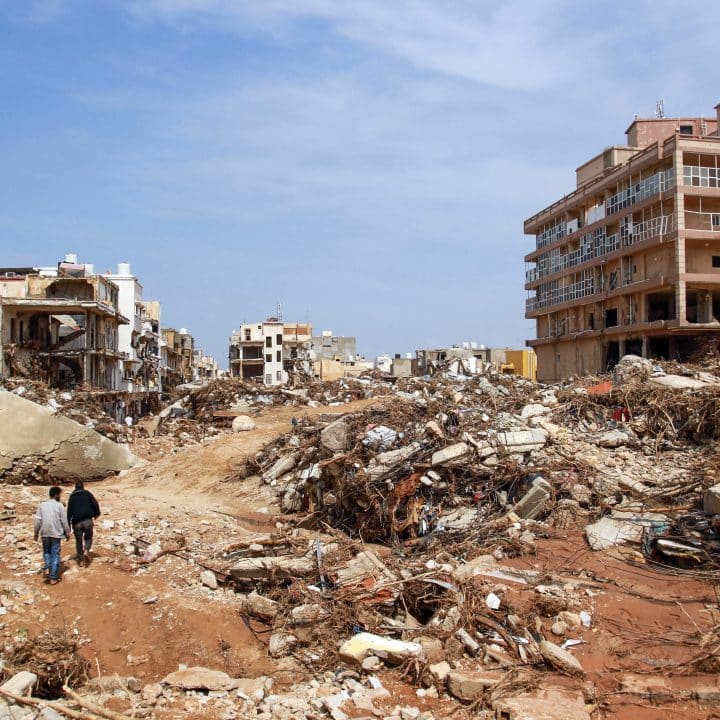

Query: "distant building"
(310, 331), (357, 363)
(229, 319), (286, 386)
(193, 350), (220, 381)
(525, 103), (720, 380)
(161, 327), (195, 389)
(374, 354), (393, 373)
(103, 263), (162, 409)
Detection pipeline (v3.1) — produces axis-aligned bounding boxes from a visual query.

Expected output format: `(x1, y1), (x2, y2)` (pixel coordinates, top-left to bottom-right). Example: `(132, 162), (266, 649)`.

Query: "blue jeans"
(42, 537), (62, 580)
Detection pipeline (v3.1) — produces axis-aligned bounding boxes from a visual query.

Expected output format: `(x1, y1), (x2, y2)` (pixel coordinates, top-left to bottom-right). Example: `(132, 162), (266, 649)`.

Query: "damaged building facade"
(229, 319), (287, 386)
(525, 102), (720, 381)
(104, 263), (162, 415)
(0, 259), (126, 393)
(1, 255), (217, 414)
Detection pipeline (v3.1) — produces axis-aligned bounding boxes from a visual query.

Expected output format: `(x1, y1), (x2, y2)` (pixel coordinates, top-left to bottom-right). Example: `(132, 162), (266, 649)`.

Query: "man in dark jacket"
(67, 481), (100, 567)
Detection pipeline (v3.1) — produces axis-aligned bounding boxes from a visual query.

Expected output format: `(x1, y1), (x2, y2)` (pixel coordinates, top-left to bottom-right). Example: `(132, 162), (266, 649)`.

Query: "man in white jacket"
(33, 486), (70, 585)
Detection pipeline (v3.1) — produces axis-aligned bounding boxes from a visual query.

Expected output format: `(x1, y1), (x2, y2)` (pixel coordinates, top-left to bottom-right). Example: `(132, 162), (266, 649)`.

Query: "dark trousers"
(73, 518), (94, 560)
(42, 537), (61, 580)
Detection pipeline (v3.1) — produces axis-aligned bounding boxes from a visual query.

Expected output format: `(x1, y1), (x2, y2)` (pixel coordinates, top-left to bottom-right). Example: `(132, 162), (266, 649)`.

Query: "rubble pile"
(0, 378), (133, 444)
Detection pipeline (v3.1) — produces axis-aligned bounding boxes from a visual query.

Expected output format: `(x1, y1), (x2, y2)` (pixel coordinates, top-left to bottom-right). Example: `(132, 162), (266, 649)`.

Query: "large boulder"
(0, 390), (138, 483)
(613, 355), (653, 384)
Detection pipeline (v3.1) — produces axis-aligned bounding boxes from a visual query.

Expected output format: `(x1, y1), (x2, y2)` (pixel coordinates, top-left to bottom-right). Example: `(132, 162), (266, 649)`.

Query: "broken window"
(713, 256), (720, 268)
(679, 124), (693, 135)
(265, 373), (272, 385)
(604, 308), (618, 327)
(244, 329), (251, 341)
(588, 313), (594, 330)
(647, 292), (676, 321)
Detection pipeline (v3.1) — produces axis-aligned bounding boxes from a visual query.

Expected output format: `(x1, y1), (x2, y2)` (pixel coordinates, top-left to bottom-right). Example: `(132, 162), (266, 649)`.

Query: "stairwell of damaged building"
(525, 100), (720, 382)
(0, 254), (221, 421)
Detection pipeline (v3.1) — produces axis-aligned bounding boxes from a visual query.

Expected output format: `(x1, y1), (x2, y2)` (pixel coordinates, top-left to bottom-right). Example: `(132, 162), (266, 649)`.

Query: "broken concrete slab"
(235, 676), (273, 705)
(0, 671), (37, 696)
(200, 570), (218, 590)
(289, 603), (330, 625)
(242, 591), (280, 621)
(704, 483), (720, 515)
(446, 670), (504, 701)
(339, 633), (424, 666)
(229, 555), (314, 579)
(321, 418), (348, 453)
(584, 511), (661, 550)
(494, 428), (548, 454)
(0, 390), (138, 482)
(366, 443), (422, 481)
(538, 640), (585, 676)
(268, 632), (297, 658)
(510, 477), (552, 519)
(161, 667), (241, 691)
(431, 442), (472, 467)
(263, 453), (298, 484)
(493, 687), (592, 720)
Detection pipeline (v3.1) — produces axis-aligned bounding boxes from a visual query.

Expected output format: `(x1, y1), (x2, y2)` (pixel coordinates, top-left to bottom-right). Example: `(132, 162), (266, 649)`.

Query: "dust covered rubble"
(5, 355), (720, 718)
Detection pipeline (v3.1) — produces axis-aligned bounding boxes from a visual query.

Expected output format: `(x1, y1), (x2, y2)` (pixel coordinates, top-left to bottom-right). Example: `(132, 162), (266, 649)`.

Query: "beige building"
(525, 103), (720, 381)
(0, 260), (126, 391)
(161, 327), (195, 390)
(229, 319), (286, 386)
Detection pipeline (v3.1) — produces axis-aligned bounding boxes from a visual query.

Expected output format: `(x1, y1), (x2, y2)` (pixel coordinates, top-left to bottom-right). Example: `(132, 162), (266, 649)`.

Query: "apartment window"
(265, 354), (272, 362)
(276, 351), (281, 362)
(265, 336), (272, 348)
(276, 371), (281, 381)
(679, 125), (693, 135)
(244, 330), (251, 341)
(265, 373), (272, 384)
(276, 333), (282, 345)
(712, 256), (720, 269)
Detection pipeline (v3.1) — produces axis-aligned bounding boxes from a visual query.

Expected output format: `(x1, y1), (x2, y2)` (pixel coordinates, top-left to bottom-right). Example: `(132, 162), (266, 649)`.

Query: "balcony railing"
(685, 210), (720, 232)
(526, 214), (676, 286)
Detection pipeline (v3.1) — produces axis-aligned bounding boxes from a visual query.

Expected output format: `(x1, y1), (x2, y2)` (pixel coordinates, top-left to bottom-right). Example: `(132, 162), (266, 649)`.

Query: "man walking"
(33, 486), (70, 585)
(67, 481), (100, 567)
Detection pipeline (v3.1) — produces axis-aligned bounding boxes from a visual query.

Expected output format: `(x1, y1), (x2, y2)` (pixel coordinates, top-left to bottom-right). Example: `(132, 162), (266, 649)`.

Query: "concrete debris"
(161, 666), (243, 691)
(493, 688), (592, 720)
(321, 417), (349, 452)
(200, 569), (218, 590)
(0, 390), (138, 483)
(0, 671), (37, 696)
(4, 351), (720, 719)
(538, 640), (585, 676)
(446, 670), (504, 702)
(339, 633), (424, 666)
(231, 415), (256, 432)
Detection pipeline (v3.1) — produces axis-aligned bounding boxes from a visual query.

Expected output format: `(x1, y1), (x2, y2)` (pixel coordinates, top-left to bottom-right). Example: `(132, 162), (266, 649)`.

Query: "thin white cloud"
(128, 0), (580, 90)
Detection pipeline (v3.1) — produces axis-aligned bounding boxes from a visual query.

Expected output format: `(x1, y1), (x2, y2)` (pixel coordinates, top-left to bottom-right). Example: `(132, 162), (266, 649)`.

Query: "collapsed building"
(0, 255), (219, 419)
(0, 260), (127, 413)
(525, 101), (720, 381)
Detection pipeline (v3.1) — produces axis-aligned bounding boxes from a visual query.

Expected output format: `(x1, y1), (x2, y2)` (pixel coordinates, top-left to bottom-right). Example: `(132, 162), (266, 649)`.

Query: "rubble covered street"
(3, 355), (720, 719)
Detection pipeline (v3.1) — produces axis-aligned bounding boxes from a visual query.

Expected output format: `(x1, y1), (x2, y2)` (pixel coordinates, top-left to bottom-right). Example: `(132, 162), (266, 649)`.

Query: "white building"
(229, 319), (286, 386)
(103, 263), (161, 404)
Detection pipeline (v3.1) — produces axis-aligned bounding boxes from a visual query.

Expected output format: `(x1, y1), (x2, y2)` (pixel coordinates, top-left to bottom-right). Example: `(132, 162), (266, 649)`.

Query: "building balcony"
(525, 214), (676, 288)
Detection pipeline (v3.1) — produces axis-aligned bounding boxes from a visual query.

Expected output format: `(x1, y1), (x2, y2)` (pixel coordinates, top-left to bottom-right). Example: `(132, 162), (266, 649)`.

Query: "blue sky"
(1, 1), (718, 365)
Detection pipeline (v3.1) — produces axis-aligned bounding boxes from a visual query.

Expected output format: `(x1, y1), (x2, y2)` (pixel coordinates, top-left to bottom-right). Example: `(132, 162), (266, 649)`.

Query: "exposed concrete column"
(641, 335), (648, 358)
(674, 147), (687, 324)
(618, 338), (626, 358)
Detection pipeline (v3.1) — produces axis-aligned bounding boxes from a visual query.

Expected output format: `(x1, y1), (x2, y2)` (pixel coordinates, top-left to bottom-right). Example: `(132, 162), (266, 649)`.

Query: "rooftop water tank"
(84, 263), (95, 275)
(117, 262), (131, 275)
(64, 253), (78, 264)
